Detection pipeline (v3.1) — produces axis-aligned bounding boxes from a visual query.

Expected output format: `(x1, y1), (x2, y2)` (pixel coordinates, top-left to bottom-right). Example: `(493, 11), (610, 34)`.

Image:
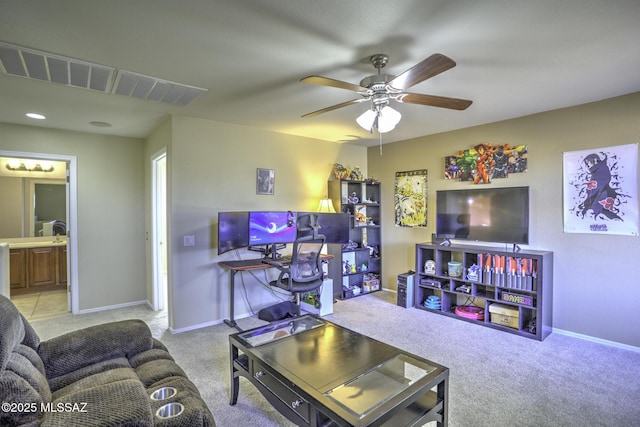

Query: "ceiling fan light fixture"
(377, 106), (401, 133)
(357, 105), (401, 133)
(356, 109), (377, 132)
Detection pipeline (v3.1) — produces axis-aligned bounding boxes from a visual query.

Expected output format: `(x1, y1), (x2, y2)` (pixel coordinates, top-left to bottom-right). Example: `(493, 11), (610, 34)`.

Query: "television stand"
(415, 242), (553, 341)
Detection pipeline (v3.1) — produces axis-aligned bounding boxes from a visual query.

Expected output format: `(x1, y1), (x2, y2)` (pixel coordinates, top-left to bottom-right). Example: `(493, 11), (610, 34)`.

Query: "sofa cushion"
(41, 378), (154, 427)
(52, 367), (139, 401)
(0, 296), (50, 426)
(5, 345), (51, 401)
(47, 357), (130, 393)
(0, 296), (28, 372)
(135, 359), (188, 388)
(38, 320), (154, 379)
(129, 348), (174, 369)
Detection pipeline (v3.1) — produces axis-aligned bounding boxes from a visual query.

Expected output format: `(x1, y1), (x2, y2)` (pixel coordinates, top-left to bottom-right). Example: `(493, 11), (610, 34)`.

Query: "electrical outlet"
(184, 235), (195, 247)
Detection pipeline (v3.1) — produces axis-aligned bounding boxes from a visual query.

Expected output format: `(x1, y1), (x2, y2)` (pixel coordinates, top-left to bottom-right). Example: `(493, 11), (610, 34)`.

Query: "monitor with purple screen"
(248, 211), (297, 245)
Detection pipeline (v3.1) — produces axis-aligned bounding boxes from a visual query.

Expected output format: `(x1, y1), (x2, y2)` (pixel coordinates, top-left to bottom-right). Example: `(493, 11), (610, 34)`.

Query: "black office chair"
(52, 220), (66, 236)
(267, 234), (326, 315)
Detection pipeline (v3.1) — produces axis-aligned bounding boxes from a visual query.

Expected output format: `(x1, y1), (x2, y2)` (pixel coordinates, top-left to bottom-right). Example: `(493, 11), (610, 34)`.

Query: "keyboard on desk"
(225, 259), (266, 268)
(262, 255), (292, 267)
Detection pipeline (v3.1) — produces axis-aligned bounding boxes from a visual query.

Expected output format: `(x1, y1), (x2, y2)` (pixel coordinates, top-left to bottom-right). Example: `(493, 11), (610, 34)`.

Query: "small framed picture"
(256, 168), (275, 195)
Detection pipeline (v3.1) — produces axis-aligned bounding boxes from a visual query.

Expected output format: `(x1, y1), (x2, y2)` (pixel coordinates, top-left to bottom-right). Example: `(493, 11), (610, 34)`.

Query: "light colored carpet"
(30, 291), (640, 427)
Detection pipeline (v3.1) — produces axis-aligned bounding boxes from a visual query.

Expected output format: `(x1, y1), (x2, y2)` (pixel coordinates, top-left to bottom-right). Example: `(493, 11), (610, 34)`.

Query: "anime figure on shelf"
(349, 166), (364, 181)
(578, 152), (623, 220)
(331, 163), (350, 180)
(343, 260), (352, 275)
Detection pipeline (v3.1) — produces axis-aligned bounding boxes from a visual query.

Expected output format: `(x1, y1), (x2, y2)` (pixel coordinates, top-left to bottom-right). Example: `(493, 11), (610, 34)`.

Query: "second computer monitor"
(296, 212), (350, 244)
(248, 211), (297, 246)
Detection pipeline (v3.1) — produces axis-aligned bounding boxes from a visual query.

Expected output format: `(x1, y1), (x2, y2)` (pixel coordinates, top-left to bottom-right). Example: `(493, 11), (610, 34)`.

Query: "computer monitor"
(296, 212), (350, 244)
(248, 211), (297, 246)
(217, 211), (249, 255)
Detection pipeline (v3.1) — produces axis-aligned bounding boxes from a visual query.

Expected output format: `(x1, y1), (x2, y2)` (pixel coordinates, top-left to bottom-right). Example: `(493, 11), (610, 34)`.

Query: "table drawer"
(253, 361), (310, 423)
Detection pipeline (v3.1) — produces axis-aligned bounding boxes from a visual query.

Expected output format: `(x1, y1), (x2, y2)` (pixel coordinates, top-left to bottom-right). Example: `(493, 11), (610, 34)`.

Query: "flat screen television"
(436, 186), (529, 244)
(296, 212), (350, 244)
(248, 211), (297, 245)
(218, 211), (249, 255)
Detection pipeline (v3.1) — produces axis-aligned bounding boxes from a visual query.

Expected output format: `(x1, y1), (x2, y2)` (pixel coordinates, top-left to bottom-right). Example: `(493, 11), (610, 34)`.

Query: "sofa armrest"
(38, 320), (154, 379)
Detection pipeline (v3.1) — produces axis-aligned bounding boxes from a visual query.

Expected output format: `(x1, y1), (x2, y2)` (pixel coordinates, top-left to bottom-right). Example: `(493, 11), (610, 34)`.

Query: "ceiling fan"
(300, 53), (473, 133)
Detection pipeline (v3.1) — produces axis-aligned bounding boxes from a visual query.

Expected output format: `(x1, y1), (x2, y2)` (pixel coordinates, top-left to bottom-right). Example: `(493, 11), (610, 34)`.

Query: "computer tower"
(397, 273), (415, 308)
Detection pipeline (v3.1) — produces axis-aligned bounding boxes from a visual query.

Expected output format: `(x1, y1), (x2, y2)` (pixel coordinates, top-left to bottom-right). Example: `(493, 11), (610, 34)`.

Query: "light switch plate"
(184, 235), (195, 247)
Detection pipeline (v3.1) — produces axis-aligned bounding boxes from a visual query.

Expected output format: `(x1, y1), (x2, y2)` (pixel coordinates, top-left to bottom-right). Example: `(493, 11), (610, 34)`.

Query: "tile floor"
(11, 290), (70, 321)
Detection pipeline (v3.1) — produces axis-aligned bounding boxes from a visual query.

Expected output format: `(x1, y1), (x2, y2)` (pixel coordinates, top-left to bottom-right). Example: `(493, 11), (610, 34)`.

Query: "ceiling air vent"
(112, 70), (206, 106)
(0, 42), (206, 105)
(0, 42), (114, 92)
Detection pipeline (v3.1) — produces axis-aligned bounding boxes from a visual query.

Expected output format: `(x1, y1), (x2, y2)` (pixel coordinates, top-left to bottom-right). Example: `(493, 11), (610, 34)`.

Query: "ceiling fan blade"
(397, 93), (473, 110)
(301, 99), (364, 118)
(388, 53), (456, 90)
(300, 76), (368, 93)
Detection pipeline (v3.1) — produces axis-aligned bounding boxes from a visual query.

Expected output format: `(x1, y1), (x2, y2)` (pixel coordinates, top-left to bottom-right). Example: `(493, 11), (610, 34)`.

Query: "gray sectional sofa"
(0, 294), (215, 426)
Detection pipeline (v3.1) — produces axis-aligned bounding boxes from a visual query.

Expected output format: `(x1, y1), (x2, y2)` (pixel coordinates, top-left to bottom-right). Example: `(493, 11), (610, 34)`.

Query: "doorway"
(151, 149), (168, 314)
(0, 150), (78, 315)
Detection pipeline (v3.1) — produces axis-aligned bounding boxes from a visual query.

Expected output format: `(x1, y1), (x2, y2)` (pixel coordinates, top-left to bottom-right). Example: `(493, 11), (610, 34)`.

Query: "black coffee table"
(229, 315), (448, 426)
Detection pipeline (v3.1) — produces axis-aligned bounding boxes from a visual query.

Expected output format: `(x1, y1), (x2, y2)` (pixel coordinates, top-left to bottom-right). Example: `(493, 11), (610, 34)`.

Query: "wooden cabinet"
(9, 249), (27, 290)
(28, 246), (57, 287)
(58, 246), (67, 285)
(9, 245), (67, 295)
(328, 179), (382, 299)
(415, 242), (553, 341)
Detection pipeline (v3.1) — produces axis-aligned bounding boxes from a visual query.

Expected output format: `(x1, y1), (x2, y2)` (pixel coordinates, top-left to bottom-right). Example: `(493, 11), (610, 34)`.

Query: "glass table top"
(237, 315), (325, 347)
(323, 353), (437, 419)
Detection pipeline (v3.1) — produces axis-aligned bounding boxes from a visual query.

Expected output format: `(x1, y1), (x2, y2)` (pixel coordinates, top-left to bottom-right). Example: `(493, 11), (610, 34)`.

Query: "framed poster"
(563, 143), (638, 235)
(256, 168), (275, 195)
(394, 170), (428, 227)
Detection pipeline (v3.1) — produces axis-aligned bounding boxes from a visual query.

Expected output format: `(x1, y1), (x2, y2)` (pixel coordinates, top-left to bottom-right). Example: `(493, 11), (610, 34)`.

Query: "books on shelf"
(477, 253), (537, 291)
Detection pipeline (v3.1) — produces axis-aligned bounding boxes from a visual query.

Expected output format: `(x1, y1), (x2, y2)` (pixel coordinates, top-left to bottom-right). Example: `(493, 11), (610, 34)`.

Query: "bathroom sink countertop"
(0, 237), (67, 249)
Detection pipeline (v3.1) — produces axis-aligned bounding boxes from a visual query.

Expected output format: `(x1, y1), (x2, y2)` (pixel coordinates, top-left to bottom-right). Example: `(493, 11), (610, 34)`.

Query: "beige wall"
(368, 92), (640, 347)
(169, 117), (366, 330)
(166, 115), (367, 331)
(0, 178), (23, 236)
(0, 123), (147, 311)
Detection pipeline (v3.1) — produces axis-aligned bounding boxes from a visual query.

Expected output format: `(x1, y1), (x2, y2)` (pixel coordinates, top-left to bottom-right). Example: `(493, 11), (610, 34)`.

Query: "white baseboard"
(76, 299), (148, 315)
(553, 327), (640, 353)
(169, 311), (259, 334)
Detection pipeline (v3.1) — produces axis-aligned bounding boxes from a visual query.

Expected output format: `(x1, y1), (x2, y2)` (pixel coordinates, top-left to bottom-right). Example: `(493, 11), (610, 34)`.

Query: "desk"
(230, 315), (449, 426)
(218, 255), (333, 330)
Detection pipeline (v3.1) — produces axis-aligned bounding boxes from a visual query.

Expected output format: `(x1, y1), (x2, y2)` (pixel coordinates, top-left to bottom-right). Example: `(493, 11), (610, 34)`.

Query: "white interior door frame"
(0, 150), (78, 313)
(151, 148), (167, 312)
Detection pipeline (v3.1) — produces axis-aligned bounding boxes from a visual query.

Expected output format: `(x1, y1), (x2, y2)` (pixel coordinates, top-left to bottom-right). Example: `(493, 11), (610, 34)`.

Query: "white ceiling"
(1, 0), (639, 147)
